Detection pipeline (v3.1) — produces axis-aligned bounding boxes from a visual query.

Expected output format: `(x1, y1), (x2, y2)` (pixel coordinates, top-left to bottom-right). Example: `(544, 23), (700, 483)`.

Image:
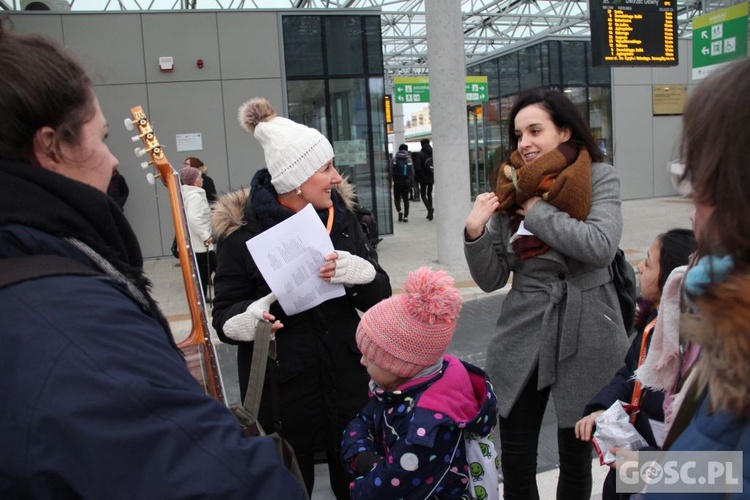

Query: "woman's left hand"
(517, 196), (542, 216)
(321, 251), (376, 285)
(320, 252), (338, 281)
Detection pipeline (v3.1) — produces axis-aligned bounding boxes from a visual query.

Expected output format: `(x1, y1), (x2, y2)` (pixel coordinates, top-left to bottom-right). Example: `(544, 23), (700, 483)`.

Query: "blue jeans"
(499, 368), (593, 499)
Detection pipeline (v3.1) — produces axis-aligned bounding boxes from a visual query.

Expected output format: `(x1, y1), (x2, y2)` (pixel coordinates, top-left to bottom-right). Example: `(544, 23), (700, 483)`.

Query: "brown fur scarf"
(685, 272), (750, 416)
(494, 144), (592, 221)
(495, 144), (592, 260)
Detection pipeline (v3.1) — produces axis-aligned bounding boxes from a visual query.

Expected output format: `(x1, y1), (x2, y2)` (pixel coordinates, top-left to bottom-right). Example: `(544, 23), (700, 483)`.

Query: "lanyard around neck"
(630, 317), (658, 424)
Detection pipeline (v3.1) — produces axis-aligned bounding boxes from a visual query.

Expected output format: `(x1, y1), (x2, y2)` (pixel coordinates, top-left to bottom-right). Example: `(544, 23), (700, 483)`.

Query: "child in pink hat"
(341, 267), (499, 499)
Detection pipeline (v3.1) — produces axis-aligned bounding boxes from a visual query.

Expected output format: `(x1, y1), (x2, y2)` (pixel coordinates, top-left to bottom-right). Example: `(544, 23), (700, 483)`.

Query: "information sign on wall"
(692, 2), (748, 80)
(652, 85), (688, 115)
(393, 76), (489, 103)
(590, 0), (678, 66)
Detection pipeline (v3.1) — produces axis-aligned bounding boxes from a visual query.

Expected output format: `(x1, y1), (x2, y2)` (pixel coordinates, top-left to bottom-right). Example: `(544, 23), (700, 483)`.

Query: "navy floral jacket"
(341, 355), (498, 499)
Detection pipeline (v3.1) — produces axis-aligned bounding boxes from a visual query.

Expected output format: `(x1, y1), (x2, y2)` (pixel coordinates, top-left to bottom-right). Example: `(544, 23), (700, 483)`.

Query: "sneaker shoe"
(398, 212), (403, 222)
(427, 208), (434, 221)
(403, 216), (408, 223)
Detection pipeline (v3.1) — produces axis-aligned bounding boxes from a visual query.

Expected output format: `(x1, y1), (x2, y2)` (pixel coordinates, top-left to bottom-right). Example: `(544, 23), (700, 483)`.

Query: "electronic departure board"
(590, 0), (678, 66)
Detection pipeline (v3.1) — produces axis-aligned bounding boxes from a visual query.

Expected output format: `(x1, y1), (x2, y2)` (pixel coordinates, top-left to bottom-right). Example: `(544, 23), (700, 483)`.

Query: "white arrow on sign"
(701, 31), (709, 39)
(702, 46), (710, 55)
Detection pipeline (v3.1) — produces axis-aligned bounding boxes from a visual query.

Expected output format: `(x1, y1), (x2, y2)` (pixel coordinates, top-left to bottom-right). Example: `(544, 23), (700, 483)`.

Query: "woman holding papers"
(212, 98), (391, 499)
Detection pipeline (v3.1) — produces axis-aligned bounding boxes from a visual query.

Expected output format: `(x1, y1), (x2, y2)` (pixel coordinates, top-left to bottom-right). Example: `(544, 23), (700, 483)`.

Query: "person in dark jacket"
(212, 97), (392, 499)
(341, 267), (499, 499)
(415, 138), (435, 220)
(107, 167), (129, 209)
(575, 228), (695, 500)
(391, 143), (414, 222)
(0, 27), (305, 499)
(183, 156), (218, 204)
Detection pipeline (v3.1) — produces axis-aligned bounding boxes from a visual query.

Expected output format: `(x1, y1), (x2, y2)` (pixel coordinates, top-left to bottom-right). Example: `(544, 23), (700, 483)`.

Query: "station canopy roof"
(7, 0), (739, 77)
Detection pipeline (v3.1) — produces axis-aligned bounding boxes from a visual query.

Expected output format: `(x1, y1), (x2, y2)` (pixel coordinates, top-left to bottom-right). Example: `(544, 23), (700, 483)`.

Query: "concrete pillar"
(392, 102), (406, 157)
(425, 0), (472, 265)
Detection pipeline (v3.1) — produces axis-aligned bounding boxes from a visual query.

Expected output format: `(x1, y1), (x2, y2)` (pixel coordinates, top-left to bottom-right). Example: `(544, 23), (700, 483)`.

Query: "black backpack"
(392, 157), (410, 183)
(611, 248), (637, 335)
(424, 155), (433, 172)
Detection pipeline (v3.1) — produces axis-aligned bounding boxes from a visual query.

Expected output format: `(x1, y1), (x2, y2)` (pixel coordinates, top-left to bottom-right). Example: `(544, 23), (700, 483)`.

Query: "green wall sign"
(393, 76), (489, 103)
(692, 2), (748, 80)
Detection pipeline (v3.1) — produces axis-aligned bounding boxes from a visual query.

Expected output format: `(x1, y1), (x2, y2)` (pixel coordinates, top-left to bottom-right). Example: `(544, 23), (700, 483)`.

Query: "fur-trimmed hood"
(687, 271), (750, 416)
(211, 169), (357, 242)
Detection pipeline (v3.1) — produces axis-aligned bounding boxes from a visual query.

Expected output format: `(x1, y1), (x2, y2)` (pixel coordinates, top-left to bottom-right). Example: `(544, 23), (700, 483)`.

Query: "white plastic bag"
(591, 401), (648, 465)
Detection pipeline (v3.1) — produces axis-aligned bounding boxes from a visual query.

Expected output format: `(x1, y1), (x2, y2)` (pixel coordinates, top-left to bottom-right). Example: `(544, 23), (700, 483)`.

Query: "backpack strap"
(0, 255), (100, 289)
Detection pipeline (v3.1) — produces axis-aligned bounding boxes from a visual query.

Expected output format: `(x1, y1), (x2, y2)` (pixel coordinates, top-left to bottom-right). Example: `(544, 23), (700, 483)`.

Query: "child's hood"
(411, 355), (498, 438)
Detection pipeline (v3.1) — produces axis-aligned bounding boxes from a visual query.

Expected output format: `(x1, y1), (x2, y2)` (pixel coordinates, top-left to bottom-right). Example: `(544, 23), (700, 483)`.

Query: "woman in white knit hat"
(211, 98), (392, 498)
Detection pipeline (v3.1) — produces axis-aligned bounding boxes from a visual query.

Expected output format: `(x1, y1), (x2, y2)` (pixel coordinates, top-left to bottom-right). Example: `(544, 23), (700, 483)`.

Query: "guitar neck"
(128, 105), (225, 403)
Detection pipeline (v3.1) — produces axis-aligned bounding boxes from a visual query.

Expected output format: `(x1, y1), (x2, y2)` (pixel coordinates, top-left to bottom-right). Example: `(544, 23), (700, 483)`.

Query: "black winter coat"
(212, 169), (392, 455)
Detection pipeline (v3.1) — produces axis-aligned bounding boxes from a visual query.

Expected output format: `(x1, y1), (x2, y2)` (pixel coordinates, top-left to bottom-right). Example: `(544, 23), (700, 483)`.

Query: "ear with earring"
(296, 188), (302, 196)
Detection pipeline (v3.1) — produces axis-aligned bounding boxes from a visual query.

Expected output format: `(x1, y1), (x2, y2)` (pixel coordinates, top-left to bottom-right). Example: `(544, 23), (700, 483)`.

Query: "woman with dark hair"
(183, 156), (217, 203)
(0, 26), (304, 498)
(464, 88), (630, 498)
(576, 228), (696, 500)
(643, 58), (750, 499)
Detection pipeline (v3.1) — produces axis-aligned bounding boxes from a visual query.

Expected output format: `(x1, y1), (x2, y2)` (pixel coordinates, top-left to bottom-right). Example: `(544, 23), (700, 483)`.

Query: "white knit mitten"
(222, 292), (276, 342)
(330, 250), (376, 286)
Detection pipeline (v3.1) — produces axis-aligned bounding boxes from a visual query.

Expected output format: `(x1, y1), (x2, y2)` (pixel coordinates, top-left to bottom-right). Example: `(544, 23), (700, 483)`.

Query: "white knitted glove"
(222, 292), (276, 342)
(330, 250), (376, 286)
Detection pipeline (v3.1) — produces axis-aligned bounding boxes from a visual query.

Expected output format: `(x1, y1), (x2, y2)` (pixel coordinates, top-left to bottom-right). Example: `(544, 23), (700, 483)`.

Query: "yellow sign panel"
(384, 95), (393, 124)
(652, 85), (688, 115)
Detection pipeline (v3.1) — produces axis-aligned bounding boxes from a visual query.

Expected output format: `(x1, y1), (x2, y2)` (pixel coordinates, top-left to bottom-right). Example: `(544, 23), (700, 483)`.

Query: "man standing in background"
(414, 138), (434, 220)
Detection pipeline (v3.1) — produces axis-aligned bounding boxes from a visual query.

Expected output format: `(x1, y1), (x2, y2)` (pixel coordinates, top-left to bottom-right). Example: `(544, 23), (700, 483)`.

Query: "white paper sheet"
(246, 204), (345, 315)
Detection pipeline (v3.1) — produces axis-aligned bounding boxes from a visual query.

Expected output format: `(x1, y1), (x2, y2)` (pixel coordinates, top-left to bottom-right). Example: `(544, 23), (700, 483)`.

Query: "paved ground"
(144, 194), (694, 499)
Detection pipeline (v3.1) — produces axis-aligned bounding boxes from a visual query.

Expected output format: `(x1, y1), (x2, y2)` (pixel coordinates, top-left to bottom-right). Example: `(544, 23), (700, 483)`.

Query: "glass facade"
(466, 40), (612, 198)
(282, 14), (391, 235)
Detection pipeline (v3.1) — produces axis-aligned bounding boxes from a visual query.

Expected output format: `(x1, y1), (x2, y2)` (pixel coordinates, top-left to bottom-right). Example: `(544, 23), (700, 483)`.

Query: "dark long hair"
(636, 228), (696, 326)
(681, 58), (750, 267)
(657, 228), (696, 291)
(508, 88), (603, 163)
(0, 22), (94, 164)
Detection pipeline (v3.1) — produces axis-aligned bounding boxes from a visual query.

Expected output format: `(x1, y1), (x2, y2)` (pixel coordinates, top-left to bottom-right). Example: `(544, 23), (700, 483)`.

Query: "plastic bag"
(591, 401), (648, 465)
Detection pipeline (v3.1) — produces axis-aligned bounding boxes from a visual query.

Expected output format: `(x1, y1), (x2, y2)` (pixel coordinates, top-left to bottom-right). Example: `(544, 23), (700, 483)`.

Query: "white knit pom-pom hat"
(238, 97), (334, 194)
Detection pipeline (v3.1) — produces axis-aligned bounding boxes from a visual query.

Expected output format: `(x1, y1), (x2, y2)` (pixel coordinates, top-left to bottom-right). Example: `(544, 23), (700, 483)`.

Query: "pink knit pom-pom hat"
(356, 266), (463, 378)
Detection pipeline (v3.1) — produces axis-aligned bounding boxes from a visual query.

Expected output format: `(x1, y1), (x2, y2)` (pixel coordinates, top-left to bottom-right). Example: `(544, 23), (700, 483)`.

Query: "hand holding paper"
(324, 251), (376, 286)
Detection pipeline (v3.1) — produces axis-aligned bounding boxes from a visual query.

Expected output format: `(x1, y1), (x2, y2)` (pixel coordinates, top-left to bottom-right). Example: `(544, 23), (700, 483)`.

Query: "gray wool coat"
(464, 162), (630, 428)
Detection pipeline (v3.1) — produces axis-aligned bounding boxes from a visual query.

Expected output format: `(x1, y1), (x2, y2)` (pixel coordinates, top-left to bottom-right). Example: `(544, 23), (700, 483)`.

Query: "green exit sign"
(692, 2), (748, 80)
(465, 76), (489, 102)
(393, 76), (489, 103)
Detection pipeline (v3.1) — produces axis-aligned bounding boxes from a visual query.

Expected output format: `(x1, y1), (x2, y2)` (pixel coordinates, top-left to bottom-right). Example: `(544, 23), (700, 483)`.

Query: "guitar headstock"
(125, 106), (172, 186)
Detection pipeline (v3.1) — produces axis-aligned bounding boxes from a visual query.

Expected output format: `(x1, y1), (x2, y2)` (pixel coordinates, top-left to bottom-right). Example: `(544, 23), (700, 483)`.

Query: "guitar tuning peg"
(146, 173), (156, 185)
(131, 135), (142, 143)
(134, 147), (147, 158)
(124, 118), (134, 131)
(140, 161), (150, 170)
